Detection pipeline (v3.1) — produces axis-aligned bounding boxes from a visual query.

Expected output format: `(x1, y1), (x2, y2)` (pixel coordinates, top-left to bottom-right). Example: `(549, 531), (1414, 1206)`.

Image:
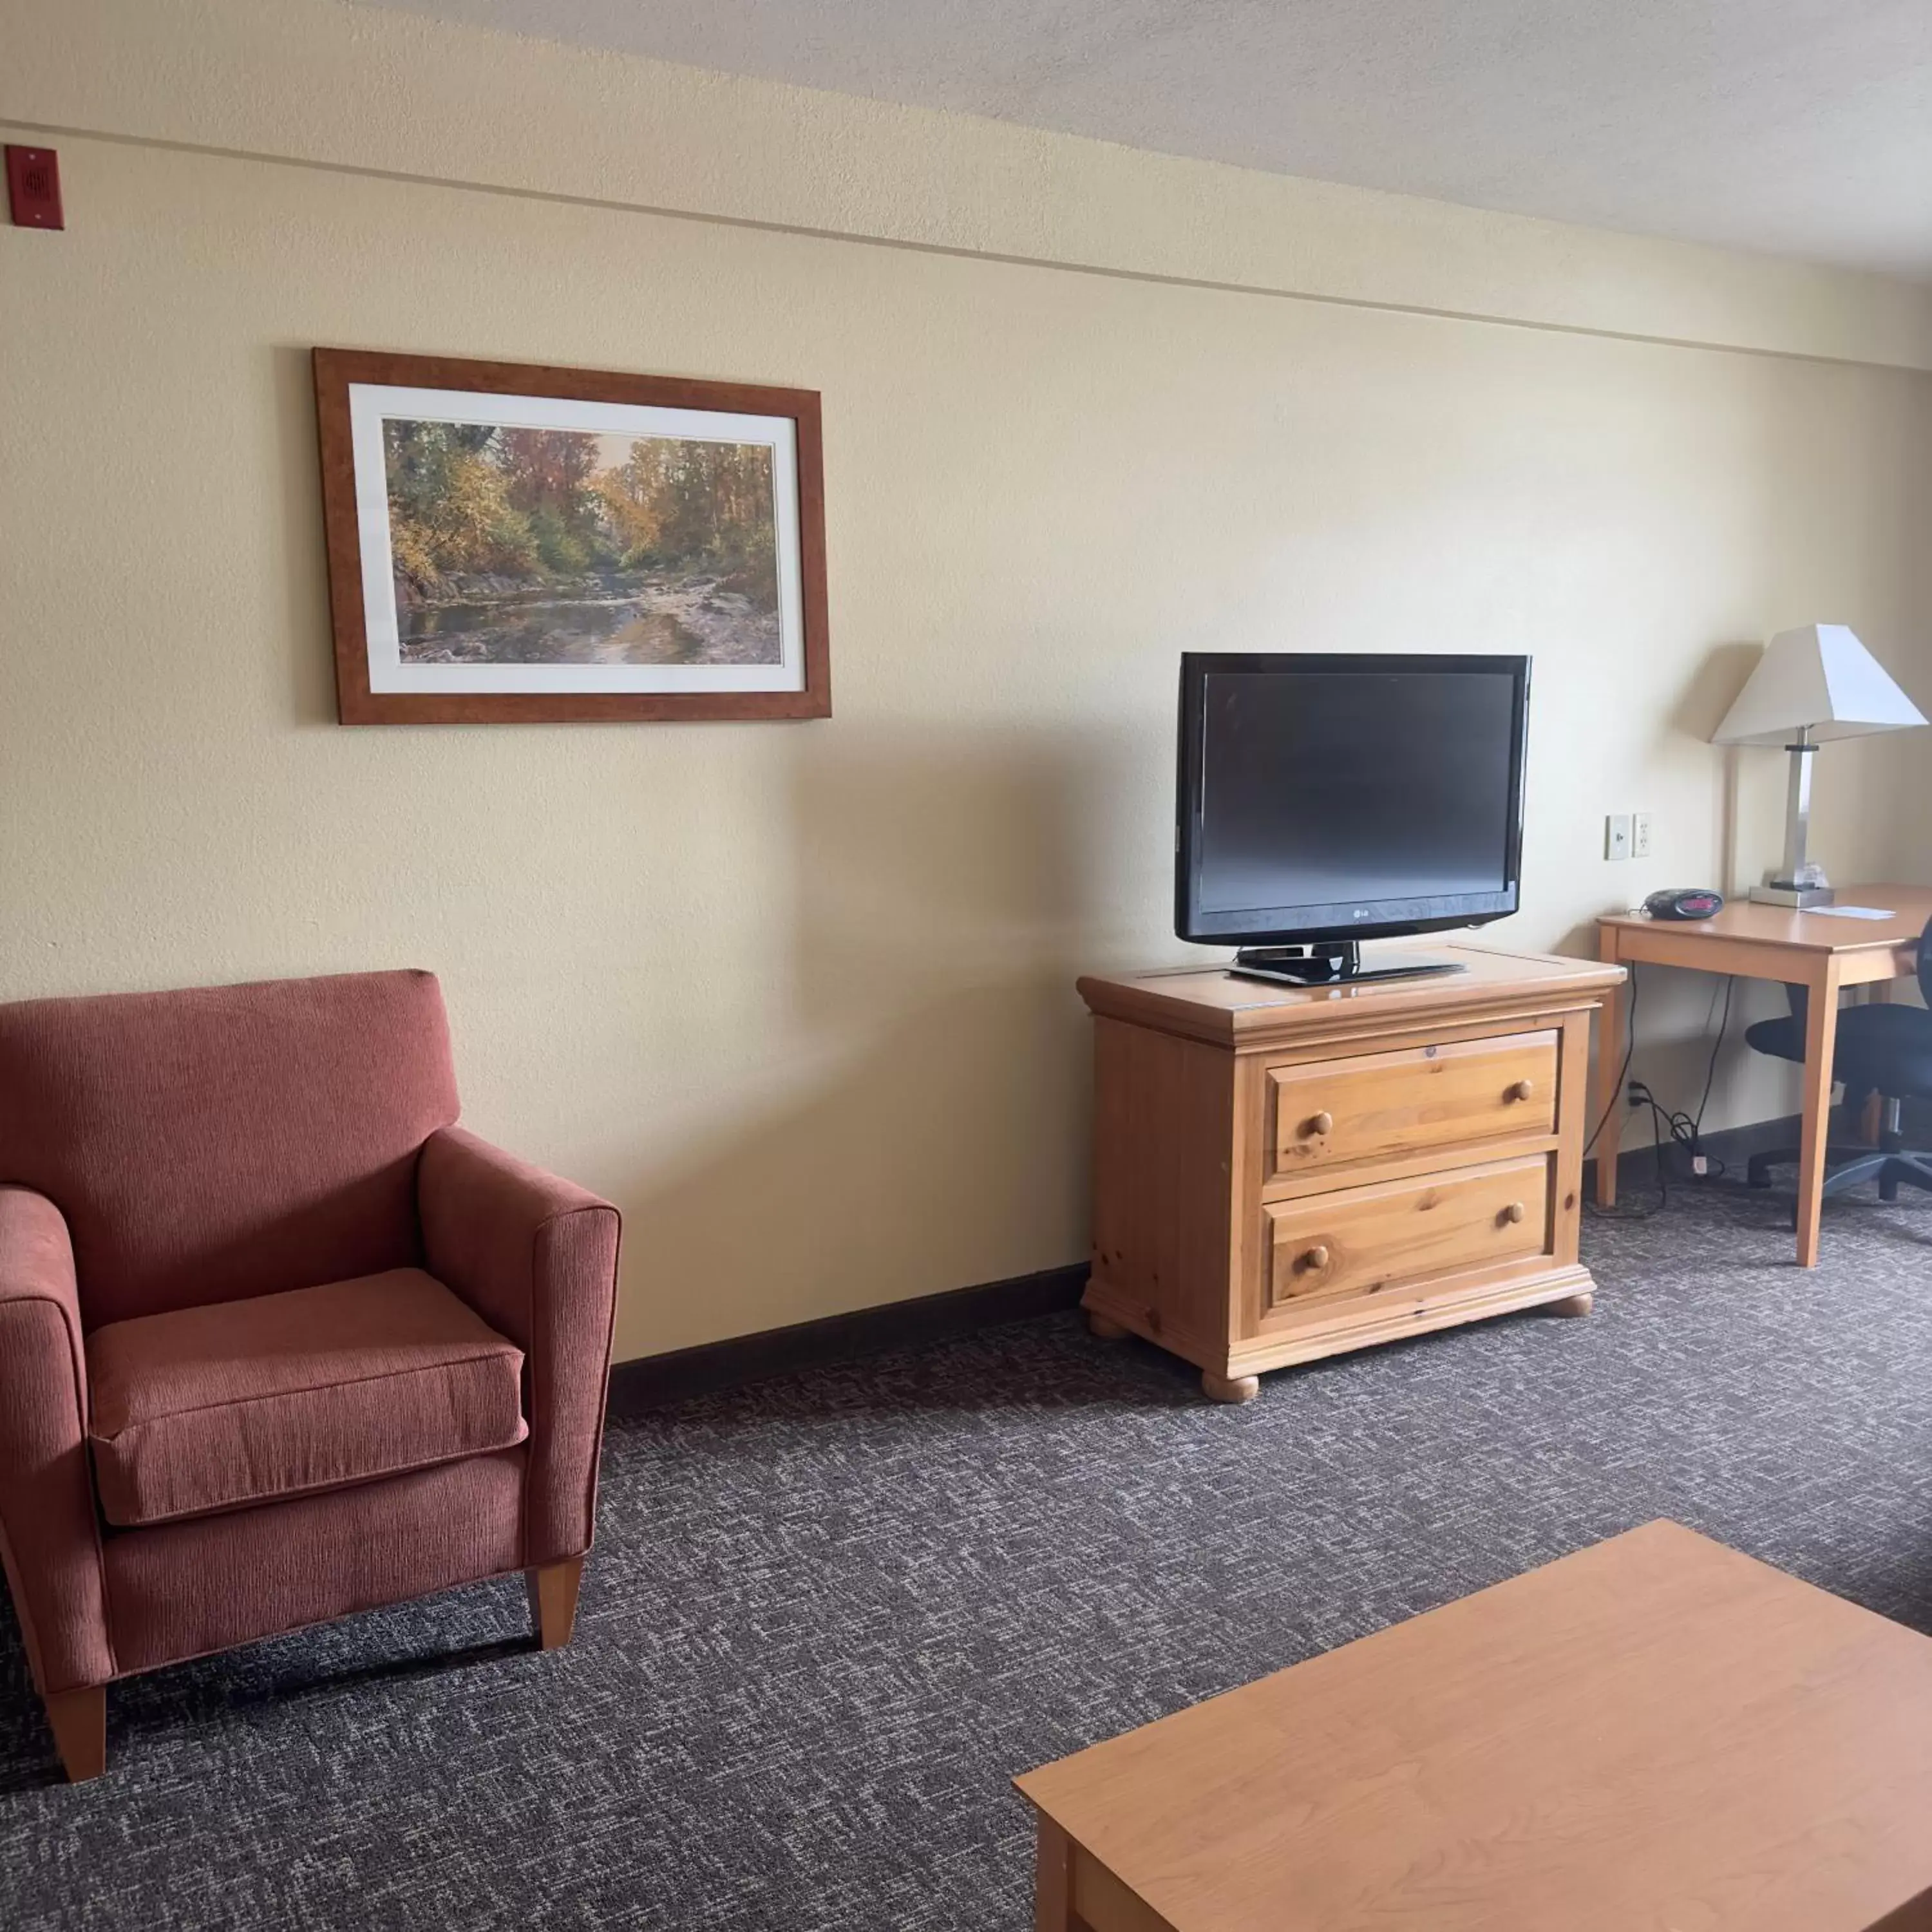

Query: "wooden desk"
(1017, 1521), (1932, 1932)
(1594, 883), (1932, 1266)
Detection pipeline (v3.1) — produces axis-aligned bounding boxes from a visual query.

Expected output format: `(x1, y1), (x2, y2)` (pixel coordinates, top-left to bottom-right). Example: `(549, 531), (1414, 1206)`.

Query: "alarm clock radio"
(1643, 887), (1725, 922)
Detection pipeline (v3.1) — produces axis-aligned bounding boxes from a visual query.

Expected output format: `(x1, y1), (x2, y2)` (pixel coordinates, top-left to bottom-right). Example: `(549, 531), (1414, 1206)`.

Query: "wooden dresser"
(1077, 945), (1625, 1401)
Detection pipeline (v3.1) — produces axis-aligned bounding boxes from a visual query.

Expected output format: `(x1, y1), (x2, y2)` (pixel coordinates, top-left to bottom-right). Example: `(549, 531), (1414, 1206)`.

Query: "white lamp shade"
(1713, 623), (1926, 745)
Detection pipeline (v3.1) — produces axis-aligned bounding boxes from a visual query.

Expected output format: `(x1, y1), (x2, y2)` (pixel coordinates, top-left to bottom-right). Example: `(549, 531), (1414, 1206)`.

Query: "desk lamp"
(1712, 624), (1925, 907)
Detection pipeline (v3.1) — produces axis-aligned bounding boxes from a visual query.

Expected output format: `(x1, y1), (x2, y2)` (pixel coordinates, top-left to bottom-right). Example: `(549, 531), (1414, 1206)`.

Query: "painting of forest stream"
(383, 419), (781, 665)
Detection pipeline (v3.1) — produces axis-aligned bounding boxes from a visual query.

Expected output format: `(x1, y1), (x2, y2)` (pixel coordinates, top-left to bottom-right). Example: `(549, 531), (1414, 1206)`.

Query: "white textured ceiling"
(361, 0), (1932, 279)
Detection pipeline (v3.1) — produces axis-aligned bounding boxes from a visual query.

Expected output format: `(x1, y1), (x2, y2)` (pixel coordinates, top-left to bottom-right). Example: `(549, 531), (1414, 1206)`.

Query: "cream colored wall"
(3, 0), (1929, 1358)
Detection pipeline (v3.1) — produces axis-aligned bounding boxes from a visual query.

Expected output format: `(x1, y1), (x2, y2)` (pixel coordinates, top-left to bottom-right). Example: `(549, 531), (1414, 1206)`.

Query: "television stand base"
(1229, 941), (1465, 987)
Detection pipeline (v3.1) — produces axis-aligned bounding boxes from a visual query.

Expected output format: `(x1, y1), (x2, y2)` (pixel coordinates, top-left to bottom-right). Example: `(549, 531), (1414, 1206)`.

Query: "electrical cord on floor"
(1592, 1088), (1670, 1219)
(1582, 965), (1638, 1173)
(1688, 973), (1736, 1170)
(1633, 973), (1738, 1186)
(1625, 1084), (1698, 1203)
(1589, 973), (1738, 1219)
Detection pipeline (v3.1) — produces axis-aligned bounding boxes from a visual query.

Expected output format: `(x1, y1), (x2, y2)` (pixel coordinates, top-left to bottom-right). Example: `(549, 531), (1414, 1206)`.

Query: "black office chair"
(1743, 911), (1932, 1202)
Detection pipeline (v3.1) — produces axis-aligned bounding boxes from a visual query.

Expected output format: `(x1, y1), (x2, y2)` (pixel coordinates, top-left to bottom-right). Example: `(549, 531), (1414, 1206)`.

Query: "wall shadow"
(777, 715), (1143, 1034)
(607, 717), (1151, 1361)
(1669, 641), (1760, 896)
(269, 341), (341, 730)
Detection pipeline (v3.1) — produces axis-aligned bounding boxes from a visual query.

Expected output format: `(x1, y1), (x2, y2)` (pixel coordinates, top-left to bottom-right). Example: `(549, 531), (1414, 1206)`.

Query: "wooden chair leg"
(527, 1556), (584, 1651)
(44, 1685), (106, 1783)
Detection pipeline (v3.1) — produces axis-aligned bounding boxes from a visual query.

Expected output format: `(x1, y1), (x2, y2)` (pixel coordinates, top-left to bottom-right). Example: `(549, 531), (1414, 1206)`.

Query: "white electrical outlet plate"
(1605, 813), (1632, 861)
(1631, 811), (1653, 858)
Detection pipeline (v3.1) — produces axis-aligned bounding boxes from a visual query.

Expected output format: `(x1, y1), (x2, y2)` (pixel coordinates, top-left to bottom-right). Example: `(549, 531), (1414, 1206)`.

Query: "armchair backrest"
(0, 970), (459, 1327)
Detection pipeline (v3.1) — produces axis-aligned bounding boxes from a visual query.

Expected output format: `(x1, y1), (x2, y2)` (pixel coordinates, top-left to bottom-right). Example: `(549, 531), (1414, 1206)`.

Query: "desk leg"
(1592, 931), (1625, 1209)
(1035, 1814), (1075, 1931)
(1794, 956), (1843, 1268)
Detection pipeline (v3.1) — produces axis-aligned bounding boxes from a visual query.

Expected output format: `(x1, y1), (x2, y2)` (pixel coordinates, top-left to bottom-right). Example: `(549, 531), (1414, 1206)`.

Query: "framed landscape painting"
(313, 349), (829, 723)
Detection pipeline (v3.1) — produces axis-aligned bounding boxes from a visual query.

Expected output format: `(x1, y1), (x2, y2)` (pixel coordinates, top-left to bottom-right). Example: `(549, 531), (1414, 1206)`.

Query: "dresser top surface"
(1078, 943), (1623, 1045)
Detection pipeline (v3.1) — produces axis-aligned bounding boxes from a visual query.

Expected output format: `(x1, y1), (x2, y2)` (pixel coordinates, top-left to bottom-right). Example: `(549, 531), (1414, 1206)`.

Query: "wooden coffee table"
(1016, 1522), (1932, 1931)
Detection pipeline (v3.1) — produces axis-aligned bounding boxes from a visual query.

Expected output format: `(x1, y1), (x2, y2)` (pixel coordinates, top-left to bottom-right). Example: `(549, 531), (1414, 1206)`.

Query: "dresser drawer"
(1264, 1156), (1551, 1314)
(1268, 1030), (1557, 1180)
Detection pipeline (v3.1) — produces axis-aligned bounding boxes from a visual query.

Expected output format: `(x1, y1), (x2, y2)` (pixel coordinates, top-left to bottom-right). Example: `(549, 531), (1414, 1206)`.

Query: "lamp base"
(1748, 882), (1836, 909)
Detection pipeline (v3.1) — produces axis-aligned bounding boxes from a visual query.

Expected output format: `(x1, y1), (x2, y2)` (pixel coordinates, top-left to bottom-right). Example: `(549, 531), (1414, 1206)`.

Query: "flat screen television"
(1175, 652), (1530, 984)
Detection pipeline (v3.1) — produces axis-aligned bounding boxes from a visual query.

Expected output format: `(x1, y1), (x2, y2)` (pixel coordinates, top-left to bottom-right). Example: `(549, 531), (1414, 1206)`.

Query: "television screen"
(1177, 654), (1529, 947)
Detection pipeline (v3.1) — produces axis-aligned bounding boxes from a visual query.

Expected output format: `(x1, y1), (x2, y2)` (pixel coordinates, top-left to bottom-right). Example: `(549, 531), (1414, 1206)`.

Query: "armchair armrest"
(0, 1188), (113, 1694)
(417, 1128), (620, 1567)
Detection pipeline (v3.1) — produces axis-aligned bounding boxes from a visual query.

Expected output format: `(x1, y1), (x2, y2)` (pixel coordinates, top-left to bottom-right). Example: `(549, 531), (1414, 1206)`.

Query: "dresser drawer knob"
(1507, 1079), (1535, 1103)
(1502, 1201), (1527, 1224)
(1302, 1243), (1331, 1271)
(1305, 1111), (1334, 1137)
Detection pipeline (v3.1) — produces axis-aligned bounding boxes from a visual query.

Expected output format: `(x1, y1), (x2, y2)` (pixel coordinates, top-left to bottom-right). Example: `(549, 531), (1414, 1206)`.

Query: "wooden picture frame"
(312, 348), (829, 724)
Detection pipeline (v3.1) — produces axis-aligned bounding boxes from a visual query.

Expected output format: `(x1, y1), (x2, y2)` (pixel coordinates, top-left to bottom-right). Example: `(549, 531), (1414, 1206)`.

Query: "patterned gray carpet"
(6, 1181), (1932, 1929)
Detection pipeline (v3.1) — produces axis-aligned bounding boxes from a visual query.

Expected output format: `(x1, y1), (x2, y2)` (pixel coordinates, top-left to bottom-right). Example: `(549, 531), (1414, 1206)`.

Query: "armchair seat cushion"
(85, 1270), (527, 1529)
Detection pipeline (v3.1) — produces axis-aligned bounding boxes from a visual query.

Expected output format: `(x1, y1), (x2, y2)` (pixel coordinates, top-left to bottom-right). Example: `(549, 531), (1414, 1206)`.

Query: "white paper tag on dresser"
(1806, 905), (1895, 919)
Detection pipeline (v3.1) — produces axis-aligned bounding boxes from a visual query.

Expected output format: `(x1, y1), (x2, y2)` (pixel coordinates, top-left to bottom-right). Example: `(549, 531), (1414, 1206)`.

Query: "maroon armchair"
(0, 970), (620, 1781)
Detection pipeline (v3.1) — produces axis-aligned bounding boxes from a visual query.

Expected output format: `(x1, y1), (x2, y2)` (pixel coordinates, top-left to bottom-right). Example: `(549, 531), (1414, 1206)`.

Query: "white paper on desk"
(1805, 905), (1895, 920)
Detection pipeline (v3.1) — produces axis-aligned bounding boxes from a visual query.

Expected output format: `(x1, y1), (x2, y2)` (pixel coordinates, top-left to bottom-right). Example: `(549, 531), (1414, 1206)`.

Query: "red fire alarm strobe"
(6, 146), (64, 230)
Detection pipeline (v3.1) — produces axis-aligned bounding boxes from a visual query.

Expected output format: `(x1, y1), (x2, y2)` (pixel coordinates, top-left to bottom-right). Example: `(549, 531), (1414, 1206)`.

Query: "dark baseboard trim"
(609, 1111), (1825, 1414)
(1586, 1110), (1803, 1194)
(606, 1261), (1090, 1414)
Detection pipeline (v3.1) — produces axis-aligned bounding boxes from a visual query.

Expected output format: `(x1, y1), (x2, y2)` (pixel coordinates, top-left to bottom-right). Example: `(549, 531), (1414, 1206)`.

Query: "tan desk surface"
(1600, 882), (1932, 958)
